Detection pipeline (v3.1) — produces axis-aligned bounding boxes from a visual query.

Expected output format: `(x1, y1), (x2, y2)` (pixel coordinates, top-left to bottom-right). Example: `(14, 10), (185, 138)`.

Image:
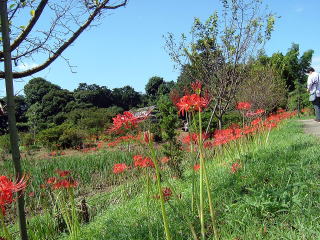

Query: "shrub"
(0, 134), (11, 161)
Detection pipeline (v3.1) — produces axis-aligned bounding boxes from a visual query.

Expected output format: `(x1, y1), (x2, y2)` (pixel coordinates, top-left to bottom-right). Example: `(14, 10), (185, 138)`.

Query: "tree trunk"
(0, 1), (29, 240)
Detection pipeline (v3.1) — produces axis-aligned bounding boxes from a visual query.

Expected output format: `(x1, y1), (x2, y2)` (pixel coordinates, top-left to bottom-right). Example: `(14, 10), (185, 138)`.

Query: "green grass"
(4, 119), (320, 239)
(55, 119), (320, 239)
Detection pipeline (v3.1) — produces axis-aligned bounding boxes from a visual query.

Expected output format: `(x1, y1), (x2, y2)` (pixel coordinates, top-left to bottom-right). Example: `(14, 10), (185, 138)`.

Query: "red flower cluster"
(176, 94), (210, 116)
(109, 111), (139, 133)
(245, 109), (265, 118)
(154, 187), (172, 202)
(52, 179), (78, 189)
(182, 133), (210, 145)
(113, 163), (128, 174)
(133, 155), (154, 168)
(193, 164), (200, 171)
(231, 162), (241, 174)
(236, 102), (251, 110)
(161, 156), (170, 164)
(46, 170), (78, 190)
(194, 110), (297, 148)
(107, 134), (139, 147)
(191, 80), (202, 93)
(0, 175), (27, 215)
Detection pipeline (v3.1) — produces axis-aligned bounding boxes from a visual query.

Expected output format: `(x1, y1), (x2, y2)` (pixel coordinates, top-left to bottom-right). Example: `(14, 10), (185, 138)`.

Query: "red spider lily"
(231, 162), (241, 174)
(133, 155), (155, 168)
(182, 132), (210, 145)
(113, 163), (128, 174)
(162, 187), (172, 201)
(213, 128), (242, 146)
(254, 109), (265, 115)
(236, 102), (251, 110)
(0, 175), (27, 216)
(47, 177), (57, 184)
(56, 170), (70, 177)
(109, 111), (139, 133)
(251, 118), (262, 126)
(107, 134), (140, 147)
(53, 179), (78, 190)
(154, 187), (173, 202)
(97, 141), (103, 149)
(176, 94), (210, 116)
(191, 80), (202, 94)
(176, 95), (191, 116)
(193, 164), (200, 171)
(161, 156), (170, 164)
(28, 191), (35, 197)
(189, 94), (210, 112)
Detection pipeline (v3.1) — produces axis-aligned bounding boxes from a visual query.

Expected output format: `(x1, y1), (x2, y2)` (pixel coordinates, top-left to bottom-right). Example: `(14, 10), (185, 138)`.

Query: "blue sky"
(1, 0), (319, 97)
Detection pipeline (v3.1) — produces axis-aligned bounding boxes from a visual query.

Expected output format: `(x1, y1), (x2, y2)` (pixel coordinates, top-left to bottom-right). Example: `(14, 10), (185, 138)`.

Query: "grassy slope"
(56, 119), (320, 240)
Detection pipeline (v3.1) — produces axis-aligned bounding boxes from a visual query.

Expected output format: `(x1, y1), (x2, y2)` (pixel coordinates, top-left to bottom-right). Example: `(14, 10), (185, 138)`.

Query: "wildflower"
(231, 162), (241, 174)
(133, 155), (155, 168)
(251, 118), (262, 126)
(191, 80), (202, 94)
(162, 187), (172, 201)
(161, 156), (170, 164)
(109, 111), (139, 133)
(236, 102), (251, 110)
(0, 175), (27, 215)
(56, 170), (71, 177)
(28, 192), (35, 197)
(193, 164), (200, 171)
(254, 109), (265, 115)
(154, 187), (173, 202)
(113, 163), (128, 174)
(47, 177), (57, 184)
(176, 95), (191, 116)
(53, 179), (78, 190)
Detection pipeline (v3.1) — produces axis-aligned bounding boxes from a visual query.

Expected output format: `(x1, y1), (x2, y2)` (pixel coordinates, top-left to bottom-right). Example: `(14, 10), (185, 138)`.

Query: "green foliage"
(157, 95), (180, 141)
(145, 76), (164, 96)
(0, 95), (28, 134)
(237, 63), (287, 111)
(73, 83), (113, 109)
(0, 134), (11, 156)
(287, 81), (313, 111)
(37, 125), (65, 150)
(112, 85), (142, 110)
(59, 128), (87, 149)
(24, 77), (61, 106)
(66, 107), (122, 136)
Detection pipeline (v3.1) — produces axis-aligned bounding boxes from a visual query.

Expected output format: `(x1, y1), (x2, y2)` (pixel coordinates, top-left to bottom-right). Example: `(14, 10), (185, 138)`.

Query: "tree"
(73, 83), (113, 108)
(145, 76), (165, 96)
(0, 95), (28, 134)
(165, 0), (275, 129)
(0, 0), (128, 78)
(112, 85), (142, 110)
(0, 1), (127, 239)
(24, 77), (60, 105)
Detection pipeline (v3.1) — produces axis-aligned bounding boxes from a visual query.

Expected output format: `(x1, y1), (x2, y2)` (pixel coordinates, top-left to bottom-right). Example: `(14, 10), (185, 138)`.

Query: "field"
(2, 116), (320, 240)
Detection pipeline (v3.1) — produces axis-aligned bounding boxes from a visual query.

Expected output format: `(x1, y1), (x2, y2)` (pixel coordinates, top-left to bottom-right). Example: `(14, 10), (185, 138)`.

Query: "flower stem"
(149, 134), (171, 240)
(198, 110), (205, 240)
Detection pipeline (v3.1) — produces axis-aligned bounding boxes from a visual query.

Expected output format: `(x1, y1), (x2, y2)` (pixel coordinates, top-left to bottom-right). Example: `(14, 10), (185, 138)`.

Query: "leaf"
(30, 9), (35, 17)
(9, 4), (16, 9)
(19, 25), (26, 30)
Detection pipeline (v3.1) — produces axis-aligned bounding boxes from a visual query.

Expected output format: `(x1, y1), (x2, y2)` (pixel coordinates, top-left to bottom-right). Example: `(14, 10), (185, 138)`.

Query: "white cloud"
(16, 62), (38, 71)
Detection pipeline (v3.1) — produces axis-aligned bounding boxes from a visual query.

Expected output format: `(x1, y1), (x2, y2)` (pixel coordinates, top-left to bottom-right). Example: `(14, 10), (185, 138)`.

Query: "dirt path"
(299, 119), (320, 138)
